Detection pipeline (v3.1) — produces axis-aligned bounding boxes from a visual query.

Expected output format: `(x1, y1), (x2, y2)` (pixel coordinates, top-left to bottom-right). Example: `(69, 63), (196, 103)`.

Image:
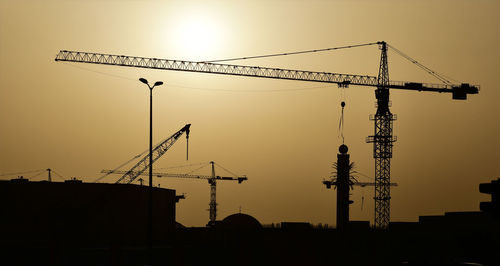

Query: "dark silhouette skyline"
(1, 0), (499, 230)
(2, 176), (499, 265)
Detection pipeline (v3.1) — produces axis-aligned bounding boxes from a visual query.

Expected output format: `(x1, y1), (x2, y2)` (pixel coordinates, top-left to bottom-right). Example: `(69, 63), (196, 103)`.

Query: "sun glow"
(172, 14), (223, 60)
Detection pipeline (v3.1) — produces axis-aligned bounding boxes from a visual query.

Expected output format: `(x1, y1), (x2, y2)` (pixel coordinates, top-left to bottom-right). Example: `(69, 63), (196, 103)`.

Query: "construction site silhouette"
(2, 41), (495, 266)
(2, 170), (499, 266)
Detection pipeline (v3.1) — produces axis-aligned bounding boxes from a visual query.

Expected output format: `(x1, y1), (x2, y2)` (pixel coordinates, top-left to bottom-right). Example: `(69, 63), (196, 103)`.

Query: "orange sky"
(1, 0), (499, 227)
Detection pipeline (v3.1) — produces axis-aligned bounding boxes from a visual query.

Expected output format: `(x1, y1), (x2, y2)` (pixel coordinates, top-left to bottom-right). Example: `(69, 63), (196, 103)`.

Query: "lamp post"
(139, 78), (163, 265)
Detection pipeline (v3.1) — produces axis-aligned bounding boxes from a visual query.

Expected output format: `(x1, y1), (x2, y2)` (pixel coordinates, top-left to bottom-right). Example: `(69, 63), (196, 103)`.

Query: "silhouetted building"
(419, 211), (498, 232)
(322, 144), (353, 230)
(480, 178), (499, 216)
(348, 220), (370, 231)
(389, 221), (419, 231)
(220, 213), (262, 230)
(3, 178), (500, 265)
(335, 144), (351, 230)
(280, 222), (312, 230)
(0, 178), (177, 247)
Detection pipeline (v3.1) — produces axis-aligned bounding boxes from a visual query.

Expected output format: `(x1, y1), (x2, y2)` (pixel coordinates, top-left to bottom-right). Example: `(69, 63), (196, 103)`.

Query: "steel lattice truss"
(55, 43), (479, 229)
(55, 50), (476, 93)
(366, 42), (395, 229)
(102, 164), (247, 225)
(115, 124), (191, 184)
(367, 114), (397, 229)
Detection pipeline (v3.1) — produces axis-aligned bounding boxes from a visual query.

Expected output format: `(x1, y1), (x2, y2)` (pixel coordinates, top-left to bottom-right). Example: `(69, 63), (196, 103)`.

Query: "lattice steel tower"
(366, 41), (397, 229)
(55, 42), (479, 229)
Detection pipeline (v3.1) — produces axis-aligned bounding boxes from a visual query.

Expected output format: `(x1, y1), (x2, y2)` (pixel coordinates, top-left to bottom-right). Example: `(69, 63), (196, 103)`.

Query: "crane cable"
(31, 170), (47, 179)
(387, 44), (459, 85)
(94, 152), (146, 183)
(185, 164), (211, 175)
(155, 161), (210, 171)
(214, 162), (241, 178)
(51, 169), (66, 181)
(63, 62), (333, 93)
(0, 169), (45, 177)
(94, 132), (191, 183)
(338, 101), (346, 144)
(361, 189), (365, 211)
(201, 42), (379, 63)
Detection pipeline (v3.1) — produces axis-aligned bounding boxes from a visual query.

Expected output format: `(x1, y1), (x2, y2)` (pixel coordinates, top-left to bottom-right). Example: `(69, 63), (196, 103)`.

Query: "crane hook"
(339, 101), (346, 144)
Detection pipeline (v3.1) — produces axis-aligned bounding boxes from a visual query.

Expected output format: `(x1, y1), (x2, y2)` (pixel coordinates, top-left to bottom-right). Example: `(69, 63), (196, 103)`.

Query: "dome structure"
(221, 213), (262, 230)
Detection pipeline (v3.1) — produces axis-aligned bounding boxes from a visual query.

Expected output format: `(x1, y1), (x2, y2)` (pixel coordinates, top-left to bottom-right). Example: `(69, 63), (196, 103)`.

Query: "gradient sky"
(1, 0), (499, 227)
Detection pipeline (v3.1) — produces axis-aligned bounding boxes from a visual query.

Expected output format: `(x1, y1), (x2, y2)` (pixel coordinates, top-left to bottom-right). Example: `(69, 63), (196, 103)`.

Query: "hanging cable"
(63, 61), (335, 93)
(353, 170), (375, 180)
(94, 132), (191, 183)
(155, 162), (209, 171)
(361, 189), (365, 211)
(51, 169), (66, 181)
(0, 169), (44, 177)
(338, 101), (346, 144)
(185, 164), (211, 175)
(387, 44), (458, 85)
(201, 42), (379, 63)
(214, 162), (240, 177)
(30, 170), (46, 180)
(94, 152), (146, 183)
(62, 62), (136, 81)
(186, 137), (189, 160)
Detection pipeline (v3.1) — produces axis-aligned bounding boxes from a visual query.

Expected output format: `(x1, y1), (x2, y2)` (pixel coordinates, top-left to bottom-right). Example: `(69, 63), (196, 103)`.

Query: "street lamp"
(139, 77), (163, 265)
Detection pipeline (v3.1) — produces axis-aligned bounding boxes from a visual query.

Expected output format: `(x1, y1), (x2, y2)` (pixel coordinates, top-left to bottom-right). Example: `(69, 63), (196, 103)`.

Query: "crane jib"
(114, 124), (191, 184)
(55, 50), (478, 99)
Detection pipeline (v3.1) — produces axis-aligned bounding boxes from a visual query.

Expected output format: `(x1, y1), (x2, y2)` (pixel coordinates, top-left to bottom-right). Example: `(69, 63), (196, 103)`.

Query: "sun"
(172, 14), (223, 60)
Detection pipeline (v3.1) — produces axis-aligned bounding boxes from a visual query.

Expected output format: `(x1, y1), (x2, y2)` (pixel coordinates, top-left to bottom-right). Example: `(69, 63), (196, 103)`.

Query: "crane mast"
(209, 161), (217, 225)
(55, 42), (479, 229)
(368, 42), (395, 229)
(102, 161), (247, 225)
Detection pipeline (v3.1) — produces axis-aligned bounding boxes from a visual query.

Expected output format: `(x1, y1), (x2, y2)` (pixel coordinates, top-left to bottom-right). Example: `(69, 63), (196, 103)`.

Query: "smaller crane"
(99, 124), (191, 184)
(102, 161), (247, 226)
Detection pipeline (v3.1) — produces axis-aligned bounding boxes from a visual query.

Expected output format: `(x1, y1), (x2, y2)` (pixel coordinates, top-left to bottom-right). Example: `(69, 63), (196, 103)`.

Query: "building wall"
(1, 179), (177, 247)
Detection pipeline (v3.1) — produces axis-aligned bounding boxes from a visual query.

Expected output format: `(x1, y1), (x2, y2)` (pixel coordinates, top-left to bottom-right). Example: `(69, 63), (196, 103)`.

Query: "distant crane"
(102, 161), (247, 226)
(104, 124), (191, 184)
(55, 41), (479, 229)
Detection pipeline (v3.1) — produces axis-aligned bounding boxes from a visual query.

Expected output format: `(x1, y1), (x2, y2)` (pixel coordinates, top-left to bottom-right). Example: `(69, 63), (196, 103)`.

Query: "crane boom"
(322, 180), (398, 188)
(103, 161), (246, 226)
(102, 169), (248, 183)
(54, 50), (478, 98)
(115, 124), (191, 184)
(356, 182), (397, 187)
(55, 42), (479, 229)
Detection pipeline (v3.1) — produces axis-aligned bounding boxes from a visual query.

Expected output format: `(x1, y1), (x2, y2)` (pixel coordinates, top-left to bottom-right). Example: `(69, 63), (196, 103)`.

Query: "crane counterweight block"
(452, 83), (479, 100)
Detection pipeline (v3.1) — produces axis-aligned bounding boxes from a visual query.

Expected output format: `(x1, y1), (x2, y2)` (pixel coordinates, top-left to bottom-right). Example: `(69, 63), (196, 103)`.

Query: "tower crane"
(102, 161), (247, 226)
(107, 124), (191, 184)
(55, 41), (479, 229)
